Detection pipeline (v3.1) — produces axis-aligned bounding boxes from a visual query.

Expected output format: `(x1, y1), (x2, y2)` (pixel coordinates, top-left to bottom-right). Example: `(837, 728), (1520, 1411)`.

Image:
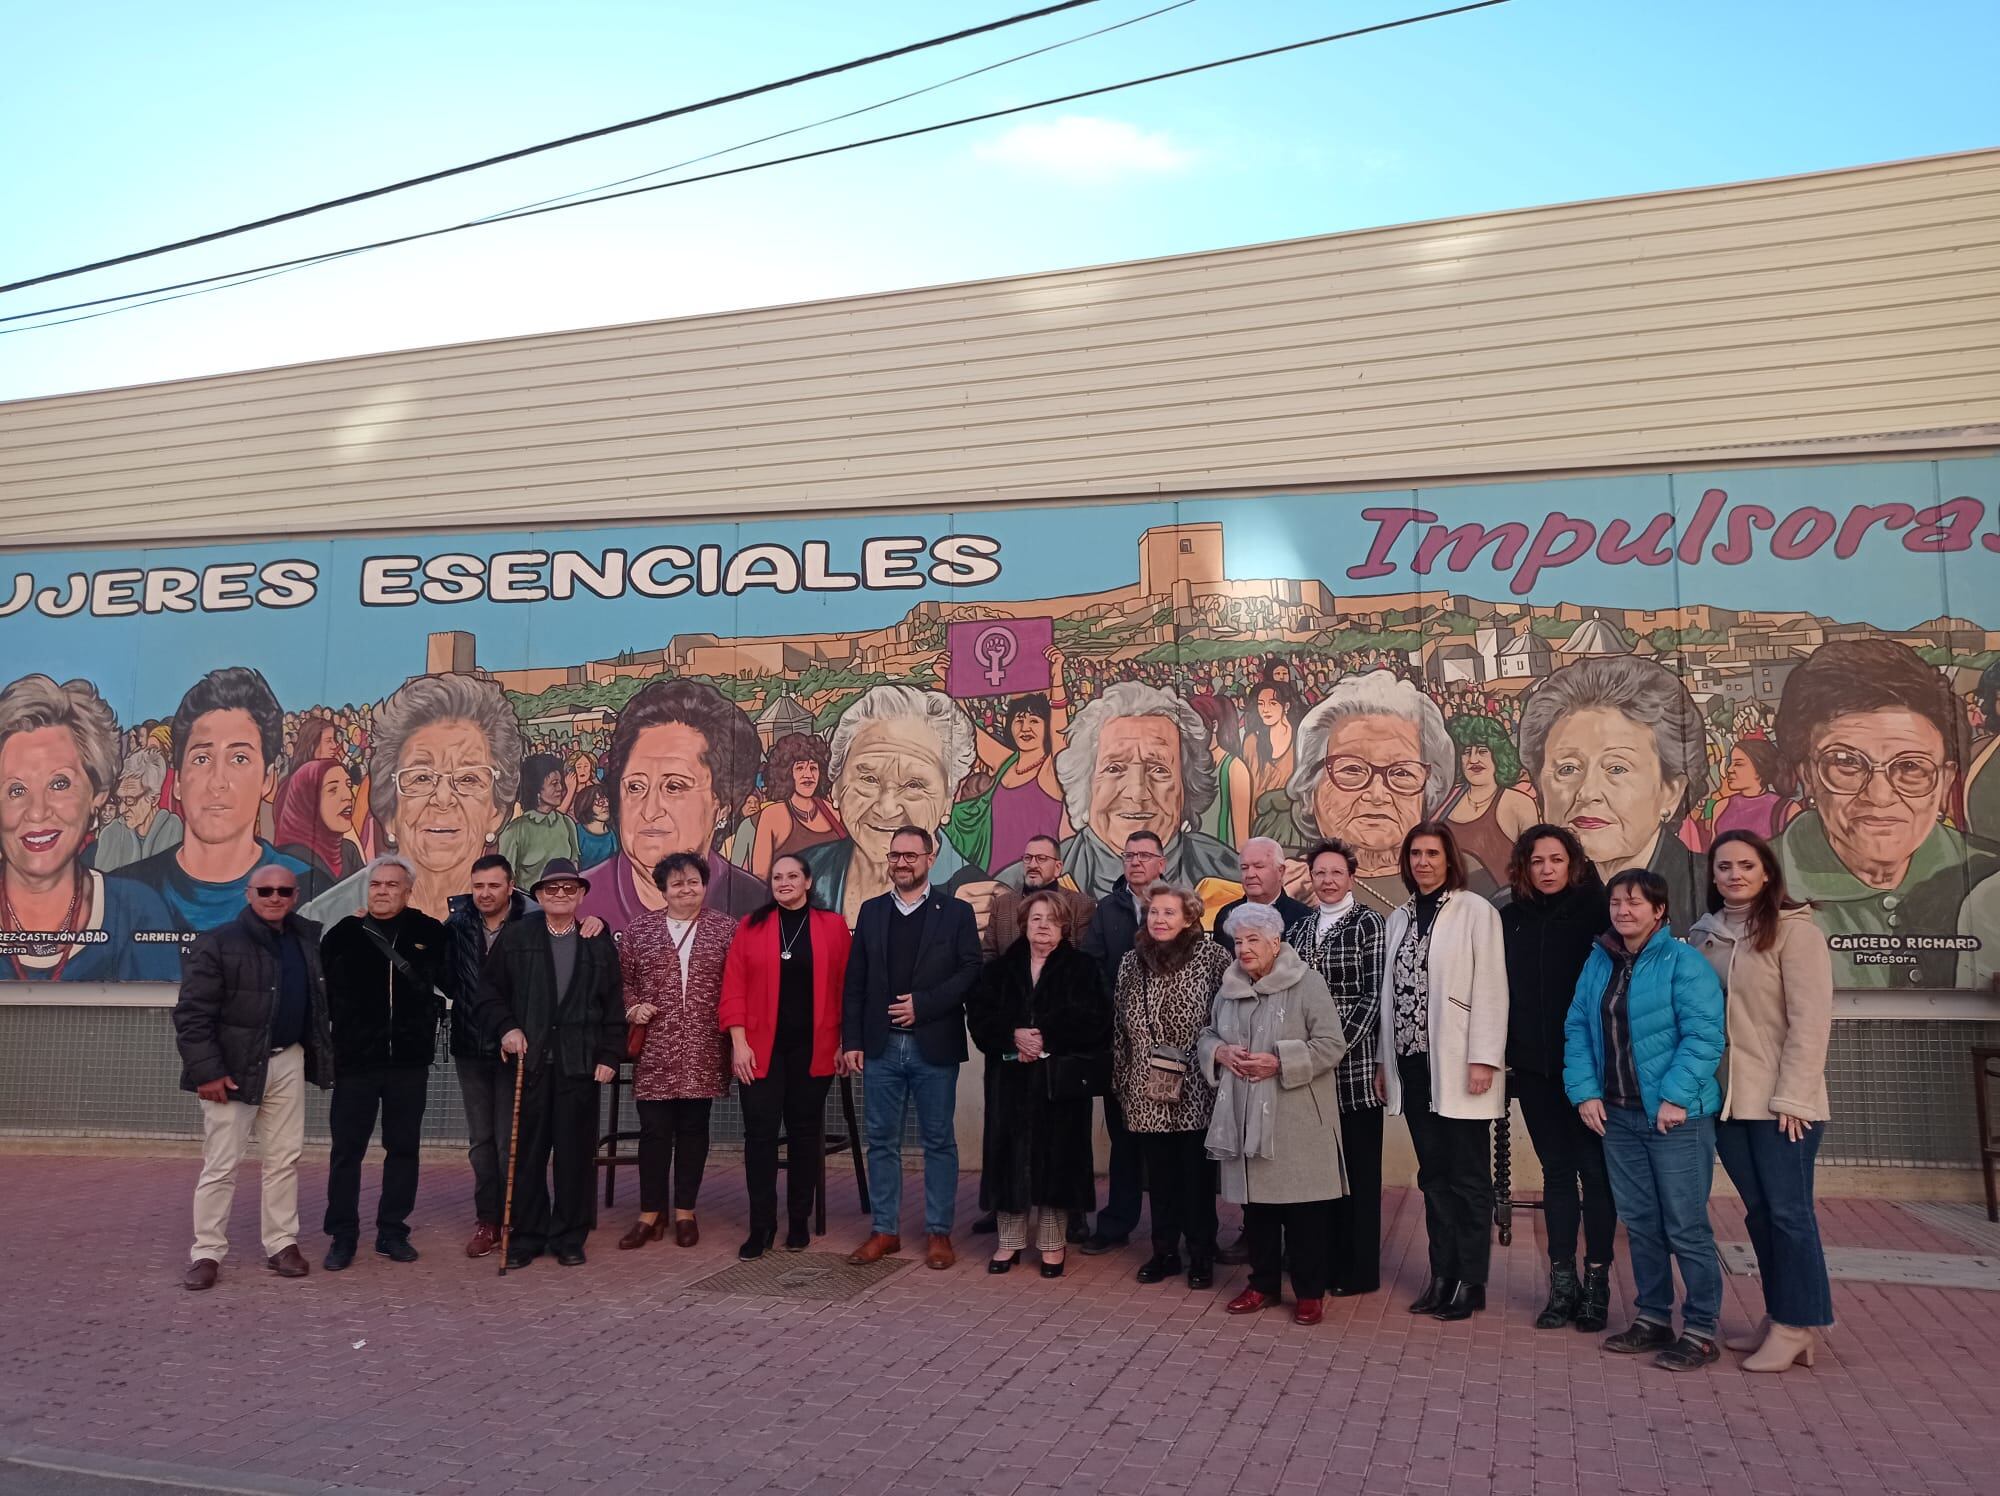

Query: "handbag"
(1043, 1049), (1111, 1102)
(624, 1021), (648, 1059)
(1137, 974), (1187, 1105)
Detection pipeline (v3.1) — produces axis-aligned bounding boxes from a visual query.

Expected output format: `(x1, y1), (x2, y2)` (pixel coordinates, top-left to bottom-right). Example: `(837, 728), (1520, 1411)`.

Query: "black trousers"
(1513, 1069), (1617, 1264)
(1245, 1199), (1332, 1300)
(1326, 1103), (1384, 1293)
(323, 1066), (429, 1244)
(1399, 1054), (1494, 1286)
(636, 1098), (713, 1214)
(509, 1065), (600, 1256)
(1094, 1091), (1143, 1238)
(740, 1040), (831, 1231)
(1136, 1128), (1216, 1257)
(454, 1056), (513, 1227)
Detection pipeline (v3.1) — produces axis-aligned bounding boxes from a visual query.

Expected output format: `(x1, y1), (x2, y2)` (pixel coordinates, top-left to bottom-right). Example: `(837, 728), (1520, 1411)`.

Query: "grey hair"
(1241, 836), (1285, 863)
(119, 745), (169, 798)
(364, 853), (418, 884)
(1516, 655), (1709, 816)
(1223, 901), (1287, 941)
(0, 674), (120, 797)
(1285, 670), (1455, 834)
(365, 673), (523, 830)
(1054, 681), (1217, 832)
(828, 684), (977, 793)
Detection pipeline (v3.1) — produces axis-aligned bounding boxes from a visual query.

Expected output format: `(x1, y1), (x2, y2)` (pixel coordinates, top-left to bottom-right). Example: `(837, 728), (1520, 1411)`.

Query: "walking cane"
(497, 1053), (525, 1277)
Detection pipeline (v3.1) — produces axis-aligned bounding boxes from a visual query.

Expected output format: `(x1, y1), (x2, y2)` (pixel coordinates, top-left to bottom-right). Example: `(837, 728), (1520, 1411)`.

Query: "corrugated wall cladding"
(4, 150), (1998, 547)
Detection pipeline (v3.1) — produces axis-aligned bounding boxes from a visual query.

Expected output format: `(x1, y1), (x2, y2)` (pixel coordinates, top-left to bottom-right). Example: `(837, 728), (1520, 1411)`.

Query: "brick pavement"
(0, 1150), (1994, 1496)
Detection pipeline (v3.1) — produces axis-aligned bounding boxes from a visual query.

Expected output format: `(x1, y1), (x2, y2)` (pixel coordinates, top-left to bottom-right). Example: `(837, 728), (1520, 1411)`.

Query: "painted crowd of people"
(172, 809), (1838, 1375)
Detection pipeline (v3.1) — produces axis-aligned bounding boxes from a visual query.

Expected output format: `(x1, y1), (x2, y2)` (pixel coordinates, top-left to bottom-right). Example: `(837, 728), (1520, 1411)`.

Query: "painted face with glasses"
(1312, 715), (1430, 870)
(1807, 708), (1953, 888)
(386, 717), (503, 886)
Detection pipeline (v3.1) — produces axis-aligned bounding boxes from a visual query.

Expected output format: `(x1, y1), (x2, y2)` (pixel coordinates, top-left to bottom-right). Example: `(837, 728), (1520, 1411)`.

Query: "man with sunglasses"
(173, 864), (332, 1291)
(472, 859), (625, 1268)
(318, 855), (449, 1271)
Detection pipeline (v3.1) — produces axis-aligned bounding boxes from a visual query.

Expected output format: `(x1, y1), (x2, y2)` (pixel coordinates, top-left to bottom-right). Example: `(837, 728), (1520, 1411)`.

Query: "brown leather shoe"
(183, 1258), (219, 1291)
(617, 1218), (666, 1251)
(673, 1217), (699, 1248)
(265, 1245), (310, 1278)
(848, 1232), (902, 1264)
(925, 1233), (956, 1270)
(465, 1222), (500, 1259)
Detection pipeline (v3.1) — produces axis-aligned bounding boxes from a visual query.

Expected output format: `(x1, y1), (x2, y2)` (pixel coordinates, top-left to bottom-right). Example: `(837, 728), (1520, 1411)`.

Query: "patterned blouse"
(1285, 900), (1386, 1111)
(1391, 891), (1449, 1058)
(619, 907), (736, 1101)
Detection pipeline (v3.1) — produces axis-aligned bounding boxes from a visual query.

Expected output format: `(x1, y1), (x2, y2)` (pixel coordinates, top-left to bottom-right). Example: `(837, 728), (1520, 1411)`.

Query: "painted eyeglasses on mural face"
(393, 766), (496, 799)
(1811, 746), (1946, 799)
(1321, 757), (1430, 796)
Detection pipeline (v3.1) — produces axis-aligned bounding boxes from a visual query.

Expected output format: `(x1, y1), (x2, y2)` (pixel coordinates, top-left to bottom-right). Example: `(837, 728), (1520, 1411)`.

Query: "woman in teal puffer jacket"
(1565, 867), (1726, 1373)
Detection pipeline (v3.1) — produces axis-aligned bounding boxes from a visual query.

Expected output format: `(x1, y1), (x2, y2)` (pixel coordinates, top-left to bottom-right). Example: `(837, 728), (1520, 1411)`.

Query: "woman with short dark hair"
(717, 853), (852, 1257)
(1374, 820), (1508, 1321)
(1690, 830), (1835, 1373)
(1502, 823), (1615, 1331)
(617, 850), (735, 1250)
(1566, 867), (1727, 1372)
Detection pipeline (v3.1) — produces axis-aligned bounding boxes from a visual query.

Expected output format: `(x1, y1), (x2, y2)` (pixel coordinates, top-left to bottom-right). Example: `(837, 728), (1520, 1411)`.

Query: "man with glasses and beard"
(173, 865), (332, 1291)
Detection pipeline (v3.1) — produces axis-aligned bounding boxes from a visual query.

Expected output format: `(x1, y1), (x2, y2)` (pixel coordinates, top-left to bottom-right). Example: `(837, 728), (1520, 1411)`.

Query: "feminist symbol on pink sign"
(973, 626), (1017, 687)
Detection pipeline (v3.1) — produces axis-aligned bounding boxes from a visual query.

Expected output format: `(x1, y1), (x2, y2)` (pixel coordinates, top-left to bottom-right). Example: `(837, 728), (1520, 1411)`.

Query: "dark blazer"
(1210, 892), (1314, 954)
(1077, 876), (1143, 996)
(472, 917), (625, 1078)
(444, 889), (536, 1060)
(841, 886), (981, 1066)
(172, 907), (333, 1104)
(321, 908), (450, 1073)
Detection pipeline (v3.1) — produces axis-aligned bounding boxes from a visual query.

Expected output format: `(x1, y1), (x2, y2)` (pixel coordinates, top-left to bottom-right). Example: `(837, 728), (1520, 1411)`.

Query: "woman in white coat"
(1375, 820), (1509, 1321)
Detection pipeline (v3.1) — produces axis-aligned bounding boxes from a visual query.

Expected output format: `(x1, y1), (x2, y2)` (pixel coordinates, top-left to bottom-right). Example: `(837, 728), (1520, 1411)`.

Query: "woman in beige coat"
(1199, 902), (1347, 1326)
(1688, 829), (1834, 1374)
(1375, 820), (1509, 1321)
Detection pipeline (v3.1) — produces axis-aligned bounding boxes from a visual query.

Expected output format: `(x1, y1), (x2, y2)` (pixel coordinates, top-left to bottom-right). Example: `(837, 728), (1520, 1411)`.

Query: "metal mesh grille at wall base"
(3, 1006), (1997, 1167)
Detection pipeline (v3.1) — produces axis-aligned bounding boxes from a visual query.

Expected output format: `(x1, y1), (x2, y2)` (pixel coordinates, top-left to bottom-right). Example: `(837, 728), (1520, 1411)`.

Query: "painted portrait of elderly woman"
(1772, 639), (1995, 988)
(1283, 670), (1473, 915)
(0, 675), (178, 981)
(301, 673), (524, 926)
(803, 683), (985, 923)
(995, 680), (1236, 902)
(579, 677), (767, 932)
(1516, 654), (1708, 931)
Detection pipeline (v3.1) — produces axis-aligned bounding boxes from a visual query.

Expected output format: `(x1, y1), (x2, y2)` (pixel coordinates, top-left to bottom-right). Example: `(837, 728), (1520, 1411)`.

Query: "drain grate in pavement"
(1900, 1200), (2000, 1255)
(687, 1250), (909, 1301)
(1721, 1240), (2000, 1291)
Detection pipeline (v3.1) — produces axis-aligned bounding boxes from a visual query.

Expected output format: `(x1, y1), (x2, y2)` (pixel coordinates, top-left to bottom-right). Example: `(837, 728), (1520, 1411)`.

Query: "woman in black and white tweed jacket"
(1284, 838), (1387, 1296)
(1112, 881), (1230, 1290)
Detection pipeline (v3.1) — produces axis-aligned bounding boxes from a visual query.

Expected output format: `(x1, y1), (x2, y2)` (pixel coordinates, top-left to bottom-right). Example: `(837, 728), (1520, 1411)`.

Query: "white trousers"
(190, 1044), (307, 1262)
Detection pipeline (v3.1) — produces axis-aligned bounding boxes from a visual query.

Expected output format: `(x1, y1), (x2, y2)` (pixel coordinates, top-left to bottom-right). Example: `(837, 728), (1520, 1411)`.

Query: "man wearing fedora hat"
(471, 858), (624, 1267)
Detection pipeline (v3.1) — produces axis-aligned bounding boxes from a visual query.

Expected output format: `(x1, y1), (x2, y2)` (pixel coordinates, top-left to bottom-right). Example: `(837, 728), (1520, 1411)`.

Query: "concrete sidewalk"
(0, 1151), (1993, 1496)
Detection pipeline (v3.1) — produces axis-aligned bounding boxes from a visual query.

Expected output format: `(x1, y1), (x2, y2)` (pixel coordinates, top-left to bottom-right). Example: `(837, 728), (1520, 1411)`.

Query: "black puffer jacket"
(444, 890), (536, 1060)
(173, 907), (333, 1103)
(320, 909), (450, 1073)
(1501, 877), (1610, 1076)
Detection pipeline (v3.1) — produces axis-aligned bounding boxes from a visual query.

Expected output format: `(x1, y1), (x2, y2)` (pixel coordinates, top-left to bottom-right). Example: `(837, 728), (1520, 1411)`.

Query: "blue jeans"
(863, 1032), (960, 1237)
(1716, 1119), (1834, 1328)
(1601, 1105), (1722, 1340)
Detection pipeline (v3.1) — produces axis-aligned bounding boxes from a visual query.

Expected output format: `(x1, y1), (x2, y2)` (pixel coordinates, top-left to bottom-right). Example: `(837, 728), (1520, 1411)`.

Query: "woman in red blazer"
(718, 852), (853, 1259)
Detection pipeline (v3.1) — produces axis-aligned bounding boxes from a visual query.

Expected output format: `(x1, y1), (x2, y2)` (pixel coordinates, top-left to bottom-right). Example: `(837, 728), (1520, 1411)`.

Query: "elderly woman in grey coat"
(1199, 901), (1348, 1326)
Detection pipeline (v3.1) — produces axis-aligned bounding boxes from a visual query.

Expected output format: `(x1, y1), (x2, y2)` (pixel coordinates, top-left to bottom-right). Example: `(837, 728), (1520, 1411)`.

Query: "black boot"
(1535, 1258), (1582, 1330)
(738, 1224), (776, 1261)
(1408, 1276), (1454, 1315)
(1575, 1261), (1612, 1334)
(1186, 1251), (1215, 1290)
(1135, 1252), (1183, 1284)
(1432, 1282), (1486, 1321)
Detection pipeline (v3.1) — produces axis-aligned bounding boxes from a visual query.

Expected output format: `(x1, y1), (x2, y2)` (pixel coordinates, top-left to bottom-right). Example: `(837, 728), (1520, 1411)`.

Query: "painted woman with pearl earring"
(718, 853), (853, 1257)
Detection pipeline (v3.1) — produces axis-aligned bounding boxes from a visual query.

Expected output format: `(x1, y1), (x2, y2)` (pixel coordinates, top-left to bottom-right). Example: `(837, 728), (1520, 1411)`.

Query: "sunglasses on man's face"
(539, 882), (583, 897)
(252, 885), (297, 899)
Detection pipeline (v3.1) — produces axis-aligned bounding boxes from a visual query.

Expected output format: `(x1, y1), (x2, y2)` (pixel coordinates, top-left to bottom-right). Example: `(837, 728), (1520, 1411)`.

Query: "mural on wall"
(3, 456), (1998, 991)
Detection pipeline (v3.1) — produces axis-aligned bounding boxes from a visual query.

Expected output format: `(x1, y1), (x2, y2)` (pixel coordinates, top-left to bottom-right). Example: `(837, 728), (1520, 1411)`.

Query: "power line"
(0, 0), (1105, 297)
(1, 0), (1201, 334)
(1, 1), (1510, 335)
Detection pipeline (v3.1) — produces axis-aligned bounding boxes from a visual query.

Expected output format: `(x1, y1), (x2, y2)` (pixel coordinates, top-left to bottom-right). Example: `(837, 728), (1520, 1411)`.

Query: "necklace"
(2, 864), (86, 979)
(778, 906), (809, 961)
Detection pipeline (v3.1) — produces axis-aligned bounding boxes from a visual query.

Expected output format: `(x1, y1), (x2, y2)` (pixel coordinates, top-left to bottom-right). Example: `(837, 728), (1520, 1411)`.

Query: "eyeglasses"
(1122, 850), (1164, 864)
(885, 852), (927, 863)
(393, 765), (495, 799)
(538, 882), (583, 897)
(1321, 756), (1429, 796)
(1811, 746), (1945, 799)
(252, 885), (297, 899)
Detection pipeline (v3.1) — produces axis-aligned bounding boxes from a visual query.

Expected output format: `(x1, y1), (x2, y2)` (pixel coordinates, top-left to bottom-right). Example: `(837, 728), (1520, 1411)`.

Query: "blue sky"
(2, 0), (1995, 401)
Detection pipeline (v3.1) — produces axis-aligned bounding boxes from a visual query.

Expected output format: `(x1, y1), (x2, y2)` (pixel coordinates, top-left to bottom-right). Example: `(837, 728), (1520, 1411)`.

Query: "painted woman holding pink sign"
(936, 631), (1073, 876)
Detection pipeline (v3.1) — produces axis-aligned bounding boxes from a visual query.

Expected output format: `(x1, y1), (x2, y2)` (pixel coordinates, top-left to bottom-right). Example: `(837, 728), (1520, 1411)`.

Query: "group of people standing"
(171, 807), (1836, 1375)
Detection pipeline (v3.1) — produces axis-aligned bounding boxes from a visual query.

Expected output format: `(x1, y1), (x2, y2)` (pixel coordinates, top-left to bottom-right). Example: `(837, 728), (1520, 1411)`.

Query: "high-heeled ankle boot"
(1535, 1258), (1581, 1329)
(1408, 1276), (1454, 1315)
(1743, 1322), (1818, 1372)
(1574, 1261), (1611, 1333)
